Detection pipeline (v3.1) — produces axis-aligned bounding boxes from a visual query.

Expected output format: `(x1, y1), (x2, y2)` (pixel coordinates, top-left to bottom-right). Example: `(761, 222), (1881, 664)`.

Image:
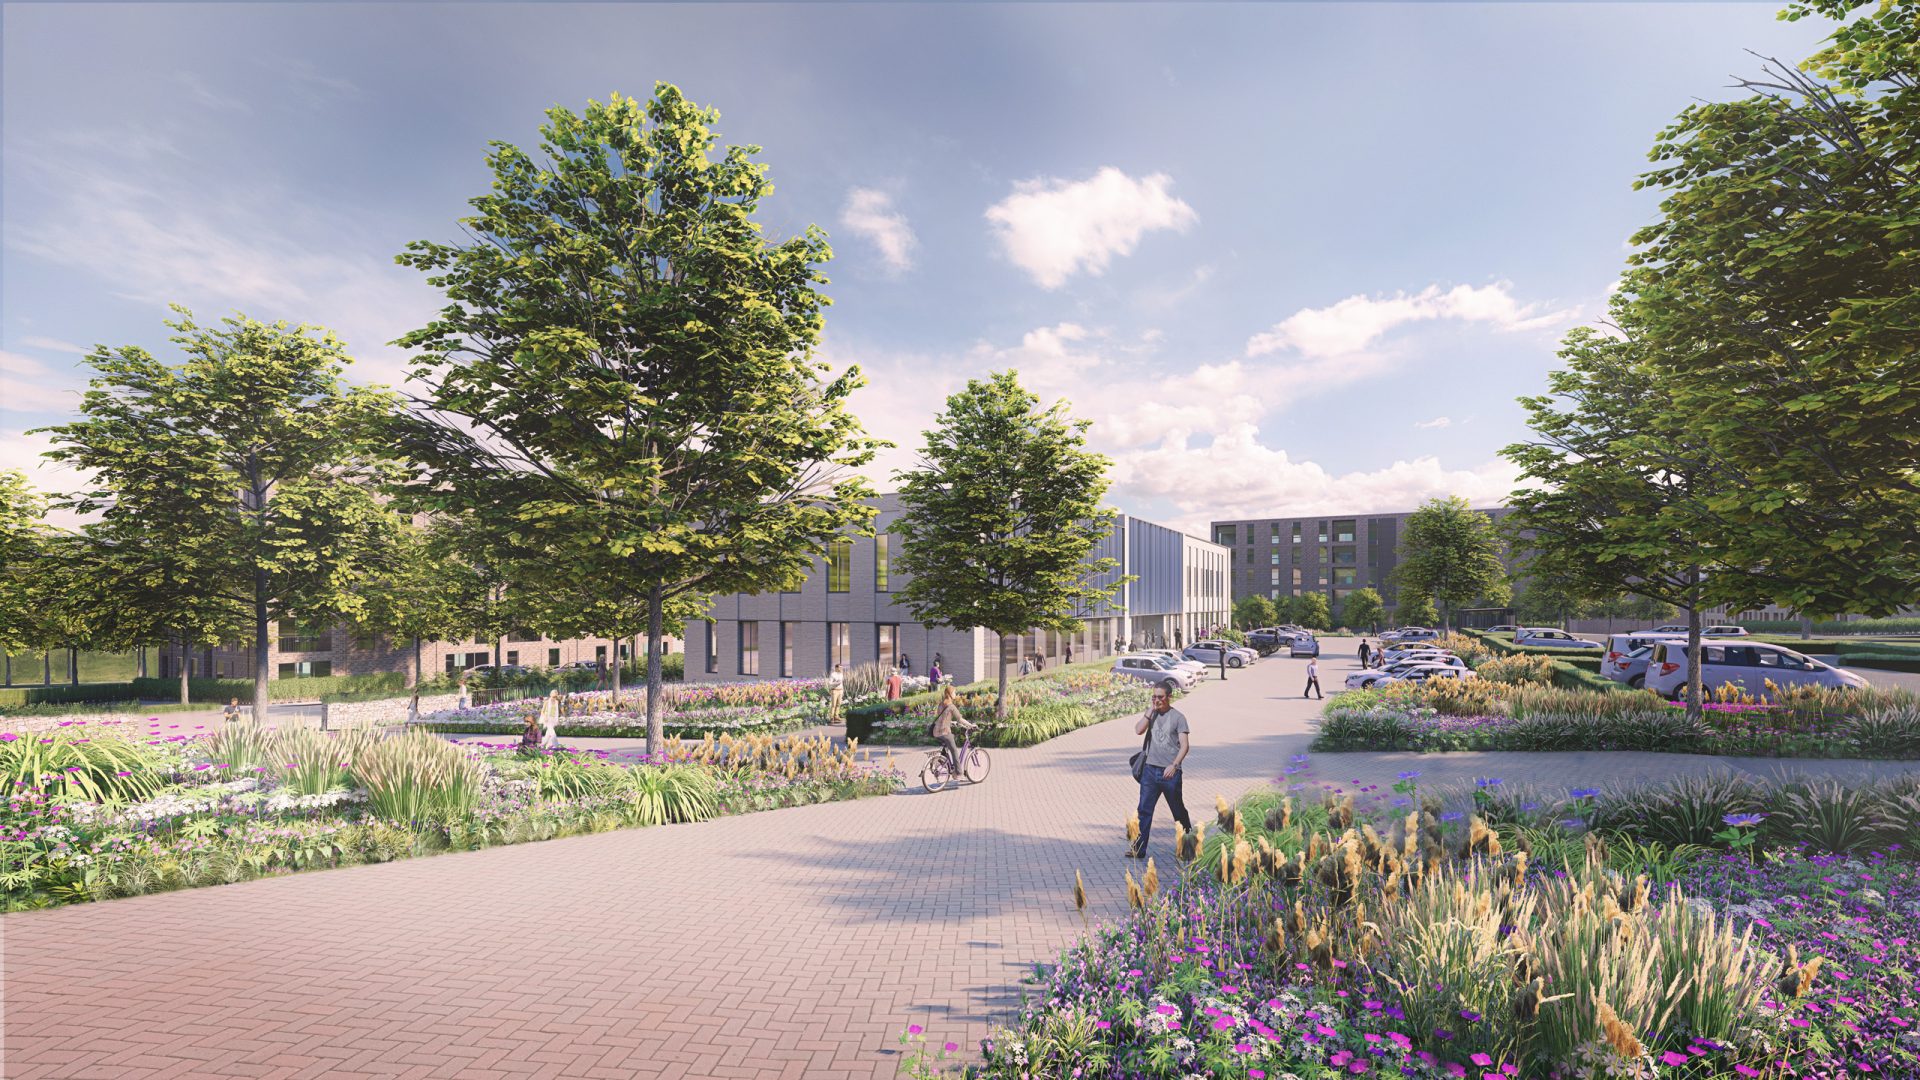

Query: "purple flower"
(1723, 813), (1767, 827)
(1396, 771), (1420, 780)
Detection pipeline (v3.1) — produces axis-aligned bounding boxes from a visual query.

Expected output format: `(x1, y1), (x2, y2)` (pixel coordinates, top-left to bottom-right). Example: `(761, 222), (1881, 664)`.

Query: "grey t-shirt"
(1144, 706), (1190, 769)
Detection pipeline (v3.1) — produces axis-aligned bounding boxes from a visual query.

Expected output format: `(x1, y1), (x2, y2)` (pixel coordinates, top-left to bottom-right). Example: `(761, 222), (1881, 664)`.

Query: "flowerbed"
(1316, 683), (1920, 759)
(1, 717), (899, 909)
(413, 704), (814, 740)
(856, 672), (1151, 747)
(902, 768), (1920, 1079)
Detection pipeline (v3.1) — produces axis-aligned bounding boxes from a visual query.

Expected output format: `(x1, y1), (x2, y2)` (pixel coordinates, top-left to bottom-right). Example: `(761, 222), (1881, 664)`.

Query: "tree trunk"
(177, 633), (189, 705)
(43, 650), (51, 686)
(1799, 614), (1812, 640)
(644, 585), (665, 755)
(1685, 568), (1704, 720)
(412, 636), (422, 689)
(996, 634), (1010, 721)
(69, 646), (80, 685)
(610, 636), (622, 701)
(253, 579), (270, 723)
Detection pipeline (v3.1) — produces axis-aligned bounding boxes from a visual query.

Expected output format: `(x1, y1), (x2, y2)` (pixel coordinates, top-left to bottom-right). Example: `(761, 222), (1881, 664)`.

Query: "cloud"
(18, 336), (88, 354)
(8, 133), (440, 389)
(1414, 416), (1452, 429)
(0, 429), (91, 527)
(1246, 282), (1575, 359)
(174, 72), (251, 114)
(0, 351), (87, 414)
(985, 167), (1197, 289)
(839, 188), (916, 273)
(1114, 423), (1521, 537)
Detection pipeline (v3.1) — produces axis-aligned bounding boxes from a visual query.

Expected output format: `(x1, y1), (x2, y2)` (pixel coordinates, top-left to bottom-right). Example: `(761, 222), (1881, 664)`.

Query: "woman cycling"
(929, 684), (975, 771)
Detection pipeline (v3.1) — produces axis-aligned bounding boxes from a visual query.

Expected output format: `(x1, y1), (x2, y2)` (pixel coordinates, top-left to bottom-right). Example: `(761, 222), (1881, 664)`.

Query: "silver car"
(1111, 654), (1197, 693)
(1513, 628), (1603, 650)
(1602, 632), (1684, 687)
(1645, 641), (1867, 699)
(1134, 649), (1210, 680)
(1183, 641), (1258, 668)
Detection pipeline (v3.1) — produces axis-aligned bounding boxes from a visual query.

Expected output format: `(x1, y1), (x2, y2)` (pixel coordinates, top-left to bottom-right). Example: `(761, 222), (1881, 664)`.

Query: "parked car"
(1134, 649), (1210, 679)
(1111, 654), (1197, 692)
(1513, 628), (1604, 650)
(1379, 665), (1471, 686)
(1390, 627), (1439, 643)
(1381, 645), (1453, 665)
(1346, 657), (1469, 690)
(1290, 635), (1321, 658)
(1644, 640), (1867, 700)
(1183, 641), (1258, 668)
(1601, 632), (1686, 687)
(1702, 625), (1750, 637)
(1650, 625), (1688, 634)
(1487, 624), (1521, 634)
(555, 660), (605, 672)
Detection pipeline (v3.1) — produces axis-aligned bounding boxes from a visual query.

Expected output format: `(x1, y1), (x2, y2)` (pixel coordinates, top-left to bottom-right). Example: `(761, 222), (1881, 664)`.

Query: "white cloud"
(1246, 282), (1574, 359)
(0, 429), (90, 527)
(8, 133), (440, 389)
(1414, 416), (1452, 429)
(18, 336), (88, 354)
(1114, 424), (1520, 537)
(985, 167), (1197, 289)
(839, 188), (916, 273)
(0, 351), (86, 414)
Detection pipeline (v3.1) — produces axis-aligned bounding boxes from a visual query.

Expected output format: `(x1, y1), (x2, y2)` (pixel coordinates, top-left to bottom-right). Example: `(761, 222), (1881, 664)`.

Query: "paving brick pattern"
(6, 642), (1915, 1079)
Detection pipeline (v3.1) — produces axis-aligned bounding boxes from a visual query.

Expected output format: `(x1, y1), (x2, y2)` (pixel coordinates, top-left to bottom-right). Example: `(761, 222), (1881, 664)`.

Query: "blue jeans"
(1132, 767), (1191, 855)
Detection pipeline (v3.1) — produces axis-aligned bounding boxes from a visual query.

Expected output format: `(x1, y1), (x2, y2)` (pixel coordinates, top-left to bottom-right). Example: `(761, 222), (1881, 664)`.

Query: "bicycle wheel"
(922, 753), (950, 793)
(964, 747), (992, 784)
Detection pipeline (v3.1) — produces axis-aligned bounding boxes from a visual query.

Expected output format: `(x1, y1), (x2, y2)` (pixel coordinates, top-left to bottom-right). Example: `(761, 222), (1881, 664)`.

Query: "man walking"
(1358, 639), (1372, 669)
(1304, 657), (1323, 699)
(1127, 687), (1191, 859)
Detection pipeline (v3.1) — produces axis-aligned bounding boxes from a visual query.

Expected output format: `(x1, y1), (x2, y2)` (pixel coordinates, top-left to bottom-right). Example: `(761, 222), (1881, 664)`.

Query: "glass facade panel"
(548, 647), (561, 666)
(1333, 520), (1356, 543)
(1215, 525), (1237, 546)
(877, 624), (898, 670)
(828, 539), (852, 593)
(738, 621), (759, 676)
(874, 533), (891, 592)
(780, 622), (797, 677)
(829, 622), (851, 670)
(704, 621), (718, 673)
(277, 660), (333, 678)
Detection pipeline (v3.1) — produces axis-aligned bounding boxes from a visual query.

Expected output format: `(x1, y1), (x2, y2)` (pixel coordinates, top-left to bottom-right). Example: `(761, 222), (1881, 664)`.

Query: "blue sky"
(2, 2), (1831, 534)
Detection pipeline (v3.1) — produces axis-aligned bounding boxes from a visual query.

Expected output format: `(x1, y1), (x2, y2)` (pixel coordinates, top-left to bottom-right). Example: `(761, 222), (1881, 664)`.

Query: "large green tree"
(1390, 497), (1511, 631)
(0, 471), (48, 660)
(891, 371), (1121, 718)
(1503, 322), (1739, 712)
(1338, 587), (1385, 633)
(36, 310), (397, 720)
(1394, 594), (1438, 629)
(1294, 592), (1332, 632)
(1233, 594), (1278, 630)
(392, 87), (880, 750)
(346, 520), (492, 689)
(1626, 0), (1920, 616)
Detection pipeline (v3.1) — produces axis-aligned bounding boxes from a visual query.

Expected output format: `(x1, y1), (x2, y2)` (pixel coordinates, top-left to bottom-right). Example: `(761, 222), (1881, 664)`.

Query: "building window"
(1318, 522), (1329, 543)
(1292, 523), (1302, 544)
(828, 622), (851, 670)
(1270, 569), (1280, 585)
(738, 621), (760, 676)
(704, 622), (718, 673)
(875, 533), (891, 592)
(1334, 568), (1357, 586)
(1292, 568), (1303, 586)
(548, 647), (561, 666)
(1270, 552), (1280, 565)
(877, 624), (898, 670)
(780, 622), (797, 677)
(276, 623), (332, 653)
(1333, 520), (1356, 543)
(506, 650), (519, 666)
(828, 539), (852, 593)
(1215, 525), (1236, 546)
(1270, 589), (1280, 600)
(1269, 523), (1281, 541)
(508, 629), (540, 643)
(1333, 547), (1357, 566)
(277, 660), (333, 679)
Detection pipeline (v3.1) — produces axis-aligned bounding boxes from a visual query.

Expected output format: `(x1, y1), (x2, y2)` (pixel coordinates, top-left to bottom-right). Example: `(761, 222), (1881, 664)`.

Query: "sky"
(1, 2), (1834, 537)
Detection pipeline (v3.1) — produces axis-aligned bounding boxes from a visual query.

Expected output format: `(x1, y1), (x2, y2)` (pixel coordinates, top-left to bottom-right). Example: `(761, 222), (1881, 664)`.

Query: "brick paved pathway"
(6, 642), (1915, 1079)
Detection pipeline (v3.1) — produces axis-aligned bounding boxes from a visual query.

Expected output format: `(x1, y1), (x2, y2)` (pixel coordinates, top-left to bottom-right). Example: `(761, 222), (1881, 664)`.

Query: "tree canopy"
(1338, 587), (1385, 633)
(1389, 498), (1510, 631)
(1233, 594), (1278, 630)
(392, 86), (880, 747)
(890, 371), (1121, 717)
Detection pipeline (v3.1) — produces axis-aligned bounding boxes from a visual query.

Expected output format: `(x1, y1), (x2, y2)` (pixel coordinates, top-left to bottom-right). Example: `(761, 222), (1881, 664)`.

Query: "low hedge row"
(0, 682), (144, 708)
(128, 673), (408, 704)
(1837, 654), (1920, 674)
(1463, 630), (1603, 672)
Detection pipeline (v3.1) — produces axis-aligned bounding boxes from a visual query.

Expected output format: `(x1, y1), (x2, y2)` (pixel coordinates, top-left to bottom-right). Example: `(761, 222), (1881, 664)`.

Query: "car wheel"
(1229, 656), (1244, 668)
(1628, 675), (1645, 690)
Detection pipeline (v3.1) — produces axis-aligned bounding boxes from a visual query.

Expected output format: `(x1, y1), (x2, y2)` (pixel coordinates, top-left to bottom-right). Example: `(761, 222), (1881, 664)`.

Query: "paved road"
(7, 642), (1915, 1080)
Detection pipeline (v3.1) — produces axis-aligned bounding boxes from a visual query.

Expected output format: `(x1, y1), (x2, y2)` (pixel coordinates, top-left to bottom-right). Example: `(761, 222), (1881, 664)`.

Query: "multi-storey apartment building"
(1209, 507), (1514, 618)
(690, 495), (1230, 685)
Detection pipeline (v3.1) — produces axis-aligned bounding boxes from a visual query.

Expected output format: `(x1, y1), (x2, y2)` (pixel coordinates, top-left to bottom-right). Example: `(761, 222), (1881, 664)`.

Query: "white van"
(1644, 640), (1868, 699)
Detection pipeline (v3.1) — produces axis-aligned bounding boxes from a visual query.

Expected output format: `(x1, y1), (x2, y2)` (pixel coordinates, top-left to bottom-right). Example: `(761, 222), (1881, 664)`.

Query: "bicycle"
(921, 726), (992, 792)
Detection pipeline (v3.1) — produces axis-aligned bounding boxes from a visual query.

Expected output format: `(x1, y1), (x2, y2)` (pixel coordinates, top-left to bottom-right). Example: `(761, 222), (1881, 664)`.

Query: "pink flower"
(1661, 1053), (1690, 1067)
(906, 1025), (922, 1035)
(942, 1042), (957, 1052)
(1471, 1054), (1493, 1068)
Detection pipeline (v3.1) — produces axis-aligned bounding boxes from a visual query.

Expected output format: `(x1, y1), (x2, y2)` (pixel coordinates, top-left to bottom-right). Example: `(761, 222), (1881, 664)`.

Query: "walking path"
(7, 641), (1914, 1079)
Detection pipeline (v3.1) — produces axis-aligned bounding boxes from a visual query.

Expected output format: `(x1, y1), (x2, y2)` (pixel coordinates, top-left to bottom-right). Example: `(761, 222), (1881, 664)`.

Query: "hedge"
(129, 672), (407, 704)
(0, 682), (142, 708)
(1740, 616), (1920, 636)
(1462, 630), (1603, 671)
(1835, 653), (1920, 674)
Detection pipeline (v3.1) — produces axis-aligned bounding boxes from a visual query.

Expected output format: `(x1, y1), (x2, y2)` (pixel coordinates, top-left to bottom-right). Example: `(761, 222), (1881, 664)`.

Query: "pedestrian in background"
(1065, 643), (1074, 666)
(929, 657), (943, 686)
(828, 663), (845, 722)
(1358, 639), (1372, 668)
(899, 651), (912, 674)
(222, 697), (243, 723)
(1304, 657), (1323, 699)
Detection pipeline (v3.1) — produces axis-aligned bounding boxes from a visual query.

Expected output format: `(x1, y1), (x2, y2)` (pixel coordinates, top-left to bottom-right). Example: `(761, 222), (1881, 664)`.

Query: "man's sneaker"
(1124, 847), (1146, 859)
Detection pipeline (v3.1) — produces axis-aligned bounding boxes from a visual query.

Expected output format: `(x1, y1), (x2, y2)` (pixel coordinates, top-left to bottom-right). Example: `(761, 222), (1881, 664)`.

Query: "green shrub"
(351, 731), (486, 821)
(1549, 660), (1623, 692)
(979, 701), (1098, 747)
(1474, 654), (1555, 685)
(1833, 652), (1920, 673)
(1741, 616), (1920, 635)
(130, 673), (406, 704)
(0, 683), (141, 708)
